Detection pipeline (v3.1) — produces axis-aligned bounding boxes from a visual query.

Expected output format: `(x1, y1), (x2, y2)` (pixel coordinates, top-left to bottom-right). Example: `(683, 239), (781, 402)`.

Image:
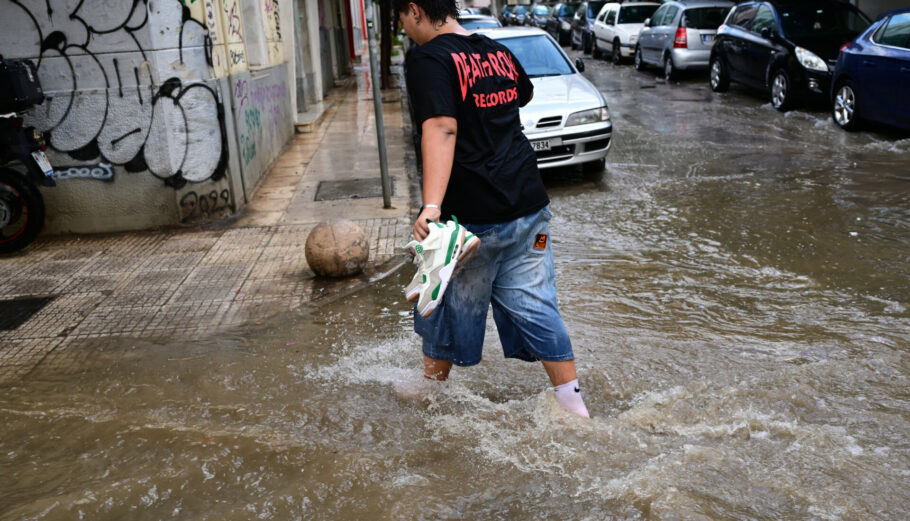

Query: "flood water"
(2, 57), (910, 520)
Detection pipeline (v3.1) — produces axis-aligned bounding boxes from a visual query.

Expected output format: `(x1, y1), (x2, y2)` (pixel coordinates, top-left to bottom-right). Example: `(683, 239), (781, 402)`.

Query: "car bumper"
(670, 49), (711, 70)
(524, 123), (613, 169)
(804, 69), (832, 96)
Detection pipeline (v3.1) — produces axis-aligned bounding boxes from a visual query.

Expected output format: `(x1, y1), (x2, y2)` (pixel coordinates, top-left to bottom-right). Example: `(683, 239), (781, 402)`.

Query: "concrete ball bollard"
(304, 220), (370, 277)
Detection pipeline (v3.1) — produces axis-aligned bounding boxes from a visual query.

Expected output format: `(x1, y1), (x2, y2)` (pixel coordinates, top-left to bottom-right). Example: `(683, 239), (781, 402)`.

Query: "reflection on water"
(3, 63), (910, 521)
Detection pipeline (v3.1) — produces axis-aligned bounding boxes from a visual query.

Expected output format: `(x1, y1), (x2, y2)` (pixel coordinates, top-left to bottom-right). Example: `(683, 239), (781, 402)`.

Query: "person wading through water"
(397, 0), (590, 418)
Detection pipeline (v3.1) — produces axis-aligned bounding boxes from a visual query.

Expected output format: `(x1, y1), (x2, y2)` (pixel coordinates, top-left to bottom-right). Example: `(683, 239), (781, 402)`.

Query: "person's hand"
(413, 206), (442, 241)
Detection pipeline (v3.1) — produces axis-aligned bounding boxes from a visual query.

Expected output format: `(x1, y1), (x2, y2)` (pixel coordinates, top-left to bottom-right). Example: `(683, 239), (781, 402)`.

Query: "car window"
(660, 6), (679, 26)
(588, 1), (607, 19)
(749, 5), (777, 34)
(876, 12), (910, 49)
(778, 3), (871, 39)
(649, 5), (668, 26)
(462, 19), (502, 30)
(604, 7), (616, 24)
(496, 35), (574, 77)
(618, 5), (659, 24)
(560, 4), (578, 16)
(682, 7), (730, 29)
(729, 4), (757, 29)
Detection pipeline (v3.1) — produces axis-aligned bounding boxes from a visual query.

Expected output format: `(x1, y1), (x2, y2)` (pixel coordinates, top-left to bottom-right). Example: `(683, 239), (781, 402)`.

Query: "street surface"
(1, 47), (908, 520)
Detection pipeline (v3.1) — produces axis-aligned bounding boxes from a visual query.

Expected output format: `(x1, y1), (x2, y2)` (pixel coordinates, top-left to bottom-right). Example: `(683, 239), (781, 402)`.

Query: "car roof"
(474, 26), (552, 39)
(661, 0), (734, 6)
(459, 14), (498, 21)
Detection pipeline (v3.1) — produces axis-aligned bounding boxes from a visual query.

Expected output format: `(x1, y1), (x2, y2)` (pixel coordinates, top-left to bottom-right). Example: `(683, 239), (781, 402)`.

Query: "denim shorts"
(414, 206), (574, 366)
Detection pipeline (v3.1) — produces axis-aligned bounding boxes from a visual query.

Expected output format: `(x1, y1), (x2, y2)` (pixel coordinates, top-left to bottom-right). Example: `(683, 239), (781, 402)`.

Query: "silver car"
(634, 0), (733, 81)
(476, 27), (613, 171)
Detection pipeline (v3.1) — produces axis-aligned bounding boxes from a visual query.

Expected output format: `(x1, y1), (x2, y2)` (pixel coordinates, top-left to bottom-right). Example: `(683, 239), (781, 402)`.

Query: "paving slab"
(0, 60), (416, 383)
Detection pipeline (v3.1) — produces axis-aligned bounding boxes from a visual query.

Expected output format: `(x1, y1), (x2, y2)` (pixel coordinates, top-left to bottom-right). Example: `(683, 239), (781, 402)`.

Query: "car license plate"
(531, 140), (551, 152)
(702, 34), (714, 43)
(31, 150), (54, 176)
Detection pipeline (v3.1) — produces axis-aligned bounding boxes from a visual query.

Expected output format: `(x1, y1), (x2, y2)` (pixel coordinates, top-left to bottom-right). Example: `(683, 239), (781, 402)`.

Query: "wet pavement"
(0, 65), (413, 385)
(2, 45), (910, 520)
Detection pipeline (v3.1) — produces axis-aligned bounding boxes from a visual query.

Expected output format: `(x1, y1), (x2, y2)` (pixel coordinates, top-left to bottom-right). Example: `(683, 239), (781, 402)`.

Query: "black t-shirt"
(406, 33), (549, 224)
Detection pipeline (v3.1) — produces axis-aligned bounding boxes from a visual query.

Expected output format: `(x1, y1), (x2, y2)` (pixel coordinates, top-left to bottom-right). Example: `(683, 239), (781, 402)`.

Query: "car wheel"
(770, 68), (797, 112)
(663, 54), (677, 82)
(612, 40), (623, 64)
(709, 56), (729, 92)
(634, 46), (644, 71)
(592, 38), (603, 59)
(833, 80), (860, 131)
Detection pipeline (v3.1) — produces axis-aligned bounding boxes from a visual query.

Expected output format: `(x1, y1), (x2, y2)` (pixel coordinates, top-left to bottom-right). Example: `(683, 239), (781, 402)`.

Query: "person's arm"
(413, 115), (458, 240)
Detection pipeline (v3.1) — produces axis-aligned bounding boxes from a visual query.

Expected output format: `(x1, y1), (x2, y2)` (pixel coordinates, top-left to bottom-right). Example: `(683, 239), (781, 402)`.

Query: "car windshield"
(778, 3), (871, 39)
(588, 2), (607, 18)
(462, 18), (501, 29)
(618, 5), (659, 24)
(682, 7), (729, 29)
(559, 4), (579, 16)
(496, 35), (574, 77)
(534, 6), (550, 15)
(515, 6), (529, 15)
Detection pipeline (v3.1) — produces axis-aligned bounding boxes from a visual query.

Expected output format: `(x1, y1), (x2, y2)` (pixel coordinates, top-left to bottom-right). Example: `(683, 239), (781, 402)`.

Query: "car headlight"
(566, 107), (611, 126)
(630, 34), (637, 43)
(795, 47), (827, 72)
(561, 21), (571, 31)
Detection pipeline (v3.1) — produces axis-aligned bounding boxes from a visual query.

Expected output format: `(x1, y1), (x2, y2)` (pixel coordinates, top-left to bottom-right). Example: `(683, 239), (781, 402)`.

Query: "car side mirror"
(761, 27), (771, 39)
(575, 58), (585, 72)
(643, 18), (651, 27)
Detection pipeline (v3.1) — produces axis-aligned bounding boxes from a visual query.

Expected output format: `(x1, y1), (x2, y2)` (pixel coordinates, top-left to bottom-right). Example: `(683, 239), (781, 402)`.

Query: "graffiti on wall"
(179, 188), (231, 219)
(233, 75), (288, 167)
(1, 0), (228, 189)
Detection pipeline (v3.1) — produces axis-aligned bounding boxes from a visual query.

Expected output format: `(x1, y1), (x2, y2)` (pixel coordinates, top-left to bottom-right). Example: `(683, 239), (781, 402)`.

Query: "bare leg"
(424, 355), (453, 381)
(541, 359), (577, 386)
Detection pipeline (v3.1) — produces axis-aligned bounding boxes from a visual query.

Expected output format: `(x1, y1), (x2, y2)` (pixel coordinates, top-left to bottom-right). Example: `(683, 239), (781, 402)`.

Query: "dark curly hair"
(393, 0), (459, 26)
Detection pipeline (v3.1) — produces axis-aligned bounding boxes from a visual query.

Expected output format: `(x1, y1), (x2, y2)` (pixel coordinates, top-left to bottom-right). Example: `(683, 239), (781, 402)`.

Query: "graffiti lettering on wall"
(51, 162), (115, 182)
(271, 0), (281, 41)
(233, 76), (288, 166)
(230, 48), (245, 65)
(2, 0), (228, 189)
(179, 189), (231, 220)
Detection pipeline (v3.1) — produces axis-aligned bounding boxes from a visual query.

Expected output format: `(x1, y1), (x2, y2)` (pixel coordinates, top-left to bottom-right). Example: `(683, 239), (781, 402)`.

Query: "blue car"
(831, 7), (910, 131)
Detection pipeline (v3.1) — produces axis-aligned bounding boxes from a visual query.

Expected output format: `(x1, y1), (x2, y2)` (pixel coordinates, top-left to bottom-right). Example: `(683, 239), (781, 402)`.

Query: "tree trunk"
(380, 0), (392, 89)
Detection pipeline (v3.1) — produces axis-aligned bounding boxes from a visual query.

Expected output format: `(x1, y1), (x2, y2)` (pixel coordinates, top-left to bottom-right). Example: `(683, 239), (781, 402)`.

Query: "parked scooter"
(0, 56), (54, 254)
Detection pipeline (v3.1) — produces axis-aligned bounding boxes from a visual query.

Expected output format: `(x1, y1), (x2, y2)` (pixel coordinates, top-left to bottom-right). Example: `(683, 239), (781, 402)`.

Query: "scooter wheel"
(0, 167), (45, 253)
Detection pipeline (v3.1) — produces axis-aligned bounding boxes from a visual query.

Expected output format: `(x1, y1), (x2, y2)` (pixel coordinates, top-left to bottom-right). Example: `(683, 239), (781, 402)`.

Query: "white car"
(476, 27), (613, 172)
(592, 1), (660, 63)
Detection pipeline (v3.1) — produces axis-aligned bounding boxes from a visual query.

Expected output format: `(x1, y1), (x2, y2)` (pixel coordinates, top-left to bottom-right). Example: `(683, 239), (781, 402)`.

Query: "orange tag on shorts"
(533, 233), (548, 250)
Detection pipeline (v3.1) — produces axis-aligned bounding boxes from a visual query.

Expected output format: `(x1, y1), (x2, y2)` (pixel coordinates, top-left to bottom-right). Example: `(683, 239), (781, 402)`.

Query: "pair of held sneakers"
(404, 216), (480, 317)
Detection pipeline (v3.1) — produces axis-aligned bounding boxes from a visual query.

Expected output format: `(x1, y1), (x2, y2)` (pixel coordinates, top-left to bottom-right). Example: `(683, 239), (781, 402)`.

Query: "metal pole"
(366, 1), (392, 209)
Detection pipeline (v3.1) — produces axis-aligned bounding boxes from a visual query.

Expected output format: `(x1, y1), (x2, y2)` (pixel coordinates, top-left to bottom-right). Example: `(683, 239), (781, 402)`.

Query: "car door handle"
(862, 60), (876, 67)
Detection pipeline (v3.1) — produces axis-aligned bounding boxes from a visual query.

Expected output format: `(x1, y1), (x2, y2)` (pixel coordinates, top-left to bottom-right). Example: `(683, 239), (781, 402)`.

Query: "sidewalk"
(0, 61), (416, 384)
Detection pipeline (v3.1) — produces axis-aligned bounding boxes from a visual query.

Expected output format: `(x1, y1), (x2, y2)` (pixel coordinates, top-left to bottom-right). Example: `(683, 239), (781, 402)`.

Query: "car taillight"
(840, 42), (851, 51)
(674, 27), (687, 48)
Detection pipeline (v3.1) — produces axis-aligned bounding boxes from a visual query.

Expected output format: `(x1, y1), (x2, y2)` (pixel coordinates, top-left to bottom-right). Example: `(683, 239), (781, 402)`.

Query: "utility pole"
(366, 1), (392, 208)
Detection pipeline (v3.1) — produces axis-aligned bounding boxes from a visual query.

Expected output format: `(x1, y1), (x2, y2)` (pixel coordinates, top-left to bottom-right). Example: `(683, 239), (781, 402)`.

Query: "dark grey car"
(634, 0), (733, 81)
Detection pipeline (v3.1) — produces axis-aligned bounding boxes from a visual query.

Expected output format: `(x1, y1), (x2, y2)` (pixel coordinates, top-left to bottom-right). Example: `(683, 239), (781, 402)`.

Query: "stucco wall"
(0, 0), (293, 235)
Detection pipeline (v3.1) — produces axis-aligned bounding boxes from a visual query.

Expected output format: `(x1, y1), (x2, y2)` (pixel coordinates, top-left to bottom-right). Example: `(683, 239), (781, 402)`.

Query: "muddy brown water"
(2, 58), (909, 520)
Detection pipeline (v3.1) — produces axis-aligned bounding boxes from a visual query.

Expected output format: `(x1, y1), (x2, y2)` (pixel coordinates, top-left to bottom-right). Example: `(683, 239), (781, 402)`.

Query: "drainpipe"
(366, 1), (392, 208)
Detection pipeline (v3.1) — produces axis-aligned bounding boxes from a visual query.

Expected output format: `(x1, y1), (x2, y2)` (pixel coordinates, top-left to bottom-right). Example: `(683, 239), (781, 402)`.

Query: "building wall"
(0, 0), (297, 235)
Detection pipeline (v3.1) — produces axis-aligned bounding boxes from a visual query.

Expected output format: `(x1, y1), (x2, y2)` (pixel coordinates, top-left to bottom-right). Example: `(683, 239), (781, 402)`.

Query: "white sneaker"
(403, 216), (478, 317)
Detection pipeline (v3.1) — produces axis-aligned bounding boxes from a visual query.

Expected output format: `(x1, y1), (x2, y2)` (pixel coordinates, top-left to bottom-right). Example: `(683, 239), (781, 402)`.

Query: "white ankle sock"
(554, 379), (590, 418)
